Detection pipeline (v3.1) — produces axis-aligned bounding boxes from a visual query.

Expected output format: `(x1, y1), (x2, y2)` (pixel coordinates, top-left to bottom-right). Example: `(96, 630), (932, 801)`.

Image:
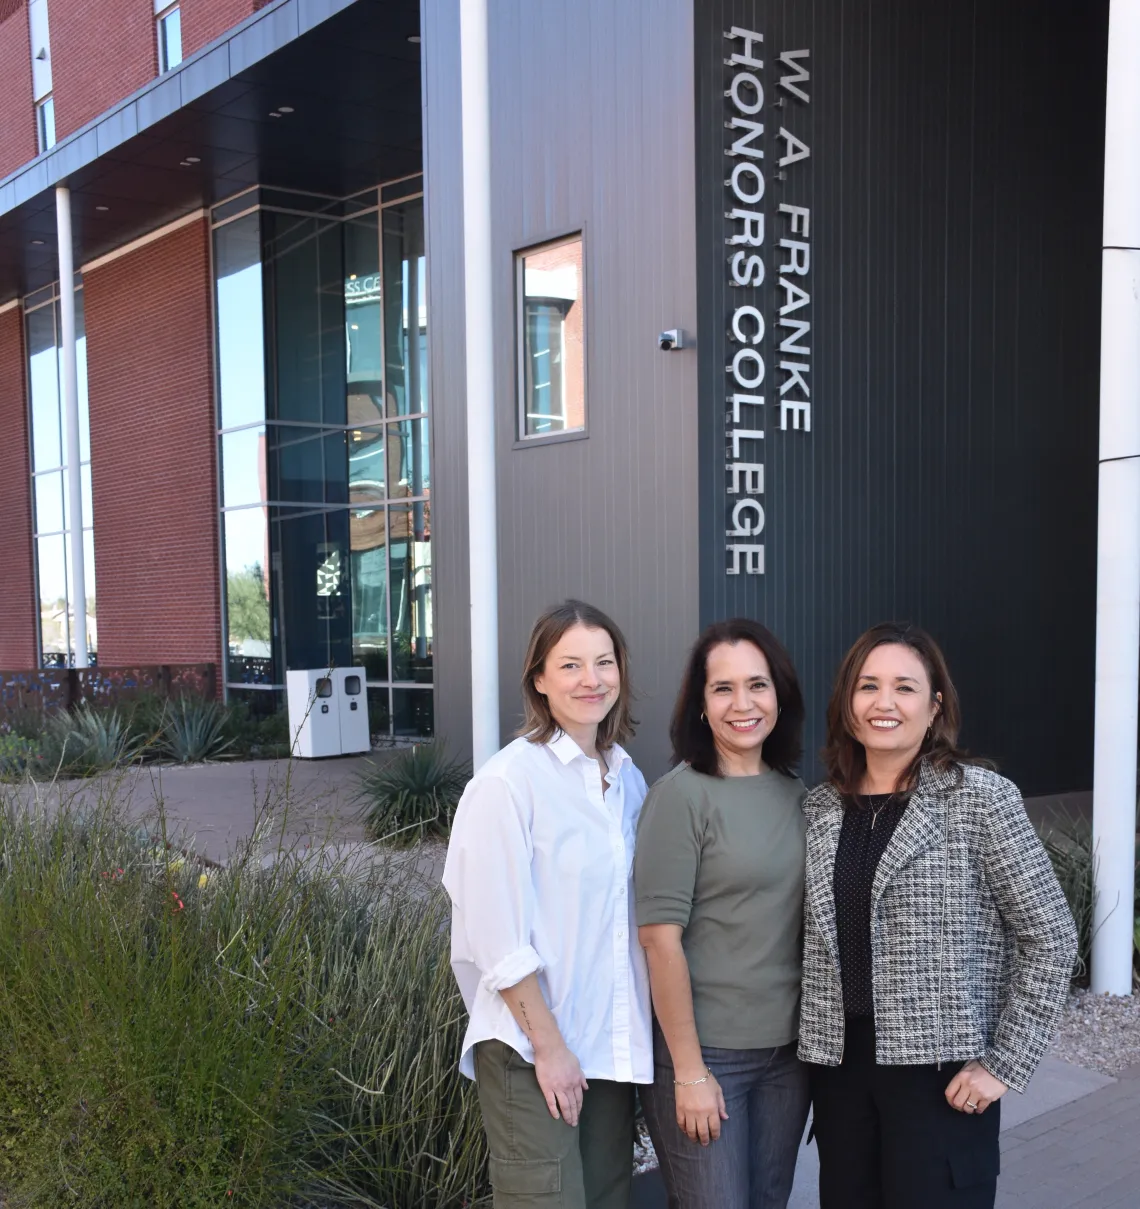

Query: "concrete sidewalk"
(632, 1055), (1131, 1208)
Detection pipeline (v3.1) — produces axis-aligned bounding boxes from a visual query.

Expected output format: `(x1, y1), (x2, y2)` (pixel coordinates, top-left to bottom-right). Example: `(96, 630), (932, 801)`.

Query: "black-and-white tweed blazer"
(798, 760), (1077, 1093)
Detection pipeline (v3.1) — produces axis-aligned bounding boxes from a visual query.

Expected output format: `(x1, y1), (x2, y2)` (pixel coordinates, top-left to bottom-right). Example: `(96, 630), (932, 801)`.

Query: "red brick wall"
(181, 0), (255, 59)
(46, 0), (256, 142)
(51, 0), (155, 140)
(0, 307), (38, 668)
(84, 217), (222, 666)
(0, 3), (35, 178)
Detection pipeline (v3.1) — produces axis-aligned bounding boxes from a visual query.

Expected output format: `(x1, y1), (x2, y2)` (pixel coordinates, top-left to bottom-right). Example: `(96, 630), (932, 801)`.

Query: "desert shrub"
(224, 701), (291, 760)
(0, 787), (489, 1208)
(1042, 815), (1140, 982)
(2, 707), (46, 741)
(40, 704), (141, 777)
(159, 697), (235, 764)
(357, 743), (470, 847)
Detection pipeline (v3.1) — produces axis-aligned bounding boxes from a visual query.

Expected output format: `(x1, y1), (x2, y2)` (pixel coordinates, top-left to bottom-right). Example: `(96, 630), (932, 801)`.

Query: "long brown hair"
(822, 622), (975, 796)
(518, 600), (636, 749)
(669, 618), (804, 776)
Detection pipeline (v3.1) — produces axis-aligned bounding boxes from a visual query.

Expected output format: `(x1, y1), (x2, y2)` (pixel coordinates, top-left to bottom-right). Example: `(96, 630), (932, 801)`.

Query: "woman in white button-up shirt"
(443, 600), (653, 1209)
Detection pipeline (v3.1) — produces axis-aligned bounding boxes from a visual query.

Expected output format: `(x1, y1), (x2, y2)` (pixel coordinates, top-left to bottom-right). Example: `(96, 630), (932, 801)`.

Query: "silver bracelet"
(673, 1067), (713, 1087)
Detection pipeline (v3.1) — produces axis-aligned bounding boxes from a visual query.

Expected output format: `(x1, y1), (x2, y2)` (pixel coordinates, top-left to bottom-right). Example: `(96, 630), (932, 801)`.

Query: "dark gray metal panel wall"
(424, 0), (700, 778)
(695, 0), (1107, 795)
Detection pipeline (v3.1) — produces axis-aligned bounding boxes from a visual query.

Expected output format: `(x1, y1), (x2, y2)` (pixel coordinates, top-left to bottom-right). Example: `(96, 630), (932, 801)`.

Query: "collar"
(810, 757), (960, 812)
(547, 729), (630, 777)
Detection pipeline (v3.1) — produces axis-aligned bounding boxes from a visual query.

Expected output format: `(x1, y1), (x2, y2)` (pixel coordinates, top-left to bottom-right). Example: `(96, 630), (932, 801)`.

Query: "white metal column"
(56, 185), (89, 669)
(1091, 0), (1140, 996)
(459, 0), (500, 768)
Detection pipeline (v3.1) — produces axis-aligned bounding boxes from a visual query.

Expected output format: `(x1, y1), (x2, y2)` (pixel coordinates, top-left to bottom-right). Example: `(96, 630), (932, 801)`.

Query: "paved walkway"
(632, 1055), (1138, 1208)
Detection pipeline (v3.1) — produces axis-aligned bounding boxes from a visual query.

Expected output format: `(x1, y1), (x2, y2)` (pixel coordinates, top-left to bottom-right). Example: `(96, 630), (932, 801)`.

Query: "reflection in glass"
(221, 426), (268, 509)
(383, 201), (427, 417)
(384, 418), (430, 498)
(351, 506), (388, 681)
(269, 425), (349, 506)
(517, 234), (585, 438)
(273, 507), (353, 672)
(215, 214), (266, 431)
(37, 534), (69, 660)
(345, 215), (383, 402)
(263, 213), (346, 427)
(27, 306), (61, 472)
(224, 507), (272, 683)
(393, 688), (433, 736)
(34, 472), (64, 535)
(387, 503), (432, 683)
(367, 686), (392, 738)
(82, 528), (97, 658)
(349, 426), (386, 504)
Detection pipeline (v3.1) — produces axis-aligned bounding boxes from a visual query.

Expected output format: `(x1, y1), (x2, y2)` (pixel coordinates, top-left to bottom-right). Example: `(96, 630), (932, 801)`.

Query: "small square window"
(516, 233), (585, 440)
(36, 96), (55, 153)
(157, 5), (183, 73)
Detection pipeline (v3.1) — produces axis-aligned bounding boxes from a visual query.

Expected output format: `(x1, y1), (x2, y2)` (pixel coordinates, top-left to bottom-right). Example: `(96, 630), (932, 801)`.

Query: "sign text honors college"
(723, 26), (812, 576)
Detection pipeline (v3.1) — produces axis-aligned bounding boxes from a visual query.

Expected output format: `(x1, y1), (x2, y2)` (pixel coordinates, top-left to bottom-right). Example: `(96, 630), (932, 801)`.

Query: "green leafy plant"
(40, 704), (140, 777)
(159, 697), (236, 764)
(0, 733), (43, 780)
(357, 743), (470, 846)
(223, 700), (290, 759)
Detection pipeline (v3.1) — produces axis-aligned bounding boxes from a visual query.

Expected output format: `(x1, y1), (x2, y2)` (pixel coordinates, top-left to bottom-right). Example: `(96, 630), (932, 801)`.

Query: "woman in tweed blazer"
(800, 622), (1076, 1209)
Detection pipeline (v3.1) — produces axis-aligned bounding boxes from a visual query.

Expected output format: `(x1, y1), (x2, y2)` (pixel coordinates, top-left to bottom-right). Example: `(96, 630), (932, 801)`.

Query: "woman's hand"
(675, 1071), (729, 1145)
(945, 1059), (1008, 1115)
(533, 1041), (589, 1127)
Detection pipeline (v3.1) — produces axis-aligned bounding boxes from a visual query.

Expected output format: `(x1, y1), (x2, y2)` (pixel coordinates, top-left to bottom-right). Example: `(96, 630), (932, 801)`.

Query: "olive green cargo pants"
(473, 1040), (636, 1209)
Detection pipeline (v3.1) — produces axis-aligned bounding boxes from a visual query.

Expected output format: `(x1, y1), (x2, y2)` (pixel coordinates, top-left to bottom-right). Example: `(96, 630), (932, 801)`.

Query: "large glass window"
(214, 187), (432, 738)
(26, 286), (96, 666)
(516, 233), (585, 440)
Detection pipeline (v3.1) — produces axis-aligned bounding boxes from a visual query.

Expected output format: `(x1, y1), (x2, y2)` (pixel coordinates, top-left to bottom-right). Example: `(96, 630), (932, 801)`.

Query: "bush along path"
(0, 781), (490, 1208)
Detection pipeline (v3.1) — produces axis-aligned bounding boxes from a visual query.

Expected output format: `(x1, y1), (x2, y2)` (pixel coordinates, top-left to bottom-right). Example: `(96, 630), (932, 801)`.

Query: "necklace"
(868, 796), (893, 830)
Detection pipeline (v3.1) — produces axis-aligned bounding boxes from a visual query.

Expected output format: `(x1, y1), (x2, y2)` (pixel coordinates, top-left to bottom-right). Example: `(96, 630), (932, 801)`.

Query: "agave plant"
(357, 743), (471, 846)
(41, 704), (140, 776)
(159, 697), (235, 764)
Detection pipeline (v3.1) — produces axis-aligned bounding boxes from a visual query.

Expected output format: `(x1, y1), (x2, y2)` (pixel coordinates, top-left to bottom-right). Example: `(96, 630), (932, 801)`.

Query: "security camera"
(658, 328), (684, 351)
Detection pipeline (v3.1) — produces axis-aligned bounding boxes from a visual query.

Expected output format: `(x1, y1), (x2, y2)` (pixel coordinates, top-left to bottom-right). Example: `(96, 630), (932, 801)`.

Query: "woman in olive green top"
(635, 619), (809, 1209)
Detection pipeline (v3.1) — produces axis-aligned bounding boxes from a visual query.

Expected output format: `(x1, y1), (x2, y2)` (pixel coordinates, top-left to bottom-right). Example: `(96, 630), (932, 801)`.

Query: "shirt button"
(616, 928), (627, 940)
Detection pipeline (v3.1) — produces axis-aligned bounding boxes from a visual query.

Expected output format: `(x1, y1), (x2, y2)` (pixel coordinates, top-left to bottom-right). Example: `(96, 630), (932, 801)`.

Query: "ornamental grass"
(0, 774), (488, 1208)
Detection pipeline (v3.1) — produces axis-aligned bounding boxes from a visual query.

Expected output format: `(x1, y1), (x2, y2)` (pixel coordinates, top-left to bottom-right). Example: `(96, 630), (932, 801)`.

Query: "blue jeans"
(641, 1027), (809, 1209)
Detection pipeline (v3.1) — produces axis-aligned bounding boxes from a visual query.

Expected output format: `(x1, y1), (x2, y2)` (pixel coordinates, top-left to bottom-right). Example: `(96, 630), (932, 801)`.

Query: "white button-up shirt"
(442, 731), (653, 1083)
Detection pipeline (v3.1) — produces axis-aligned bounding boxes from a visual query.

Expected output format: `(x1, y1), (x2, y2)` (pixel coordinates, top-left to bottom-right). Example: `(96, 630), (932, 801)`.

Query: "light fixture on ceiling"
(180, 160), (191, 166)
(278, 105), (294, 114)
(407, 34), (421, 43)
(185, 155), (201, 164)
(269, 111), (282, 118)
(95, 205), (109, 212)
(30, 239), (45, 246)
(349, 273), (357, 280)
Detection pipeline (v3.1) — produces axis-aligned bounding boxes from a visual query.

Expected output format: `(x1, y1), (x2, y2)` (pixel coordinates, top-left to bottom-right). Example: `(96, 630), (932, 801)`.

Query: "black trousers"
(808, 1018), (1000, 1209)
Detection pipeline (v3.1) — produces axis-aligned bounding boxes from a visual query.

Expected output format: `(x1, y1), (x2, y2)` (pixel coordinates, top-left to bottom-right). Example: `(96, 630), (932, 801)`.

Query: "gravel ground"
(1049, 988), (1140, 1076)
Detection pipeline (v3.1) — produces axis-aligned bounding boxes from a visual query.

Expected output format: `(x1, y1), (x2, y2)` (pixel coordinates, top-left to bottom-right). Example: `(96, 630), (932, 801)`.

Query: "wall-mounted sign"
(723, 26), (812, 576)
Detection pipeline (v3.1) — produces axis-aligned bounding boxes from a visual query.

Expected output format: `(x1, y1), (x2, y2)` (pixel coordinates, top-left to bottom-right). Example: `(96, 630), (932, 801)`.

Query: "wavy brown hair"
(670, 618), (804, 777)
(519, 600), (636, 749)
(822, 621), (975, 797)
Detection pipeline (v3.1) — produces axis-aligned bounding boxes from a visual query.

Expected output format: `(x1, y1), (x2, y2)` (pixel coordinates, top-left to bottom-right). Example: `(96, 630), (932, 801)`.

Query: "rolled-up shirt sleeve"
(634, 777), (702, 928)
(443, 773), (545, 992)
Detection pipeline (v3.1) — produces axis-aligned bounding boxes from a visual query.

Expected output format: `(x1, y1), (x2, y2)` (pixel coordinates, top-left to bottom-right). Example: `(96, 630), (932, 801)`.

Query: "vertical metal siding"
(696, 0), (1106, 793)
(424, 0), (700, 778)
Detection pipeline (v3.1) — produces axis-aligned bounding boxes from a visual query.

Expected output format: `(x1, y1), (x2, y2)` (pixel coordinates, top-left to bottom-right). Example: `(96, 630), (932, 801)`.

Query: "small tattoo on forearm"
(519, 1000), (534, 1034)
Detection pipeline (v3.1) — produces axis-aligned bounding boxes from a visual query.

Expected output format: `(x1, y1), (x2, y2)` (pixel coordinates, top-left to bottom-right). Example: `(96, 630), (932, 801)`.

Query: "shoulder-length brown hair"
(518, 600), (637, 749)
(822, 621), (975, 796)
(670, 618), (804, 777)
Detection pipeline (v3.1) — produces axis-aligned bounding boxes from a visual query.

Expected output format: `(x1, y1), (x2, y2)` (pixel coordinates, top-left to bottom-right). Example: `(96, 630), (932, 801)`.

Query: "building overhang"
(0, 0), (422, 303)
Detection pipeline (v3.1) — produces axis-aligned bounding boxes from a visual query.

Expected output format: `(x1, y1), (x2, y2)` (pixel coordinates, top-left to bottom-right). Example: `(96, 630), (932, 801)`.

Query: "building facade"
(0, 0), (1113, 794)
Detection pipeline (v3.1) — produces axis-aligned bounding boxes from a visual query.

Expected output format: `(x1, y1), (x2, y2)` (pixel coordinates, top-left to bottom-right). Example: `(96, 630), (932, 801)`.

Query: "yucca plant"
(41, 704), (140, 777)
(357, 743), (471, 847)
(159, 697), (235, 764)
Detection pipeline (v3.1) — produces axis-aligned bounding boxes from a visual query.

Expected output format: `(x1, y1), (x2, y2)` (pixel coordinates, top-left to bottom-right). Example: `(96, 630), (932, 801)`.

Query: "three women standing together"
(443, 602), (1078, 1209)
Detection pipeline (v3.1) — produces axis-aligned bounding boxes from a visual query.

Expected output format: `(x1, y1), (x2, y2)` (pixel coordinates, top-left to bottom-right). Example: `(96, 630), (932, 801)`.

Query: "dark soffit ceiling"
(0, 0), (422, 302)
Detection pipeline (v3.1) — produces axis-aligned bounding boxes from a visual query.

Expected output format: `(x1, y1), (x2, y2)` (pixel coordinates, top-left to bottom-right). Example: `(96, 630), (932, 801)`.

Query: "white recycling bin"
(287, 669), (341, 758)
(335, 667), (371, 754)
(287, 667), (373, 758)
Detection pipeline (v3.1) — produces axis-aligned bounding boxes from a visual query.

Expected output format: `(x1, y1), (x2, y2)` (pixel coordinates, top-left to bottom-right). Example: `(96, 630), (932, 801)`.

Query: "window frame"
(513, 228), (589, 448)
(156, 3), (182, 74)
(35, 95), (55, 153)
